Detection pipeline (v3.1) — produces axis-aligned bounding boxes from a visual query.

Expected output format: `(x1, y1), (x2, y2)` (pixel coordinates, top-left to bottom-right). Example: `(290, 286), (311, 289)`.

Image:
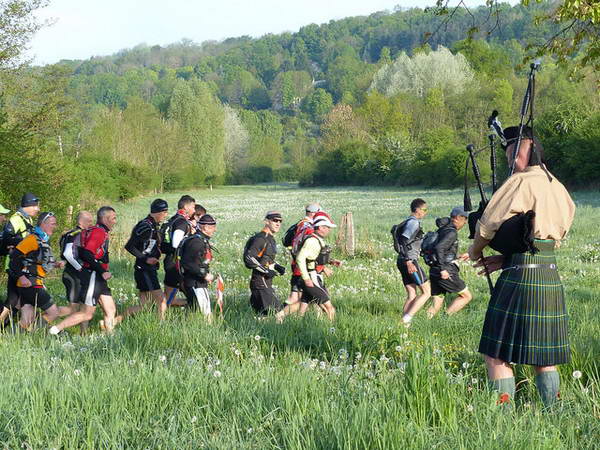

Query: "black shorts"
(18, 286), (54, 311)
(250, 288), (282, 315)
(79, 270), (112, 307)
(290, 275), (303, 293)
(164, 267), (182, 289)
(300, 273), (330, 305)
(430, 267), (467, 296)
(135, 267), (161, 292)
(62, 268), (82, 303)
(6, 275), (20, 309)
(396, 258), (428, 286)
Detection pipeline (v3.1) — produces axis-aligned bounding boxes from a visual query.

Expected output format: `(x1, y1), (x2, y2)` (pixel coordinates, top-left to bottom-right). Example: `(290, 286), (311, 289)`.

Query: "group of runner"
(0, 195), (344, 332)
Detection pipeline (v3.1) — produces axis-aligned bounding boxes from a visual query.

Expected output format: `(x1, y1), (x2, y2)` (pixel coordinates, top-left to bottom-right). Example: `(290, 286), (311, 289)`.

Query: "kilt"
(478, 240), (570, 366)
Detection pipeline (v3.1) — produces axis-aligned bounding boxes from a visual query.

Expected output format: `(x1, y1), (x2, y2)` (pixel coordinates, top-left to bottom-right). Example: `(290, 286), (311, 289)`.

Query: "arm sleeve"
(172, 229), (185, 249)
(63, 243), (83, 271)
(244, 236), (269, 274)
(296, 238), (321, 281)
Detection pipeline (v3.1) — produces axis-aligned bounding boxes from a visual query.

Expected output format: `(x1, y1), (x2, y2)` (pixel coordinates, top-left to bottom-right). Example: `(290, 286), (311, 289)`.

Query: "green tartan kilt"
(478, 240), (570, 366)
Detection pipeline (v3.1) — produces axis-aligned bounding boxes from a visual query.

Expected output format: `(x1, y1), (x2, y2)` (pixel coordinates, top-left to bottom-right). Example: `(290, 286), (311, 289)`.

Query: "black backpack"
(390, 219), (410, 254)
(243, 233), (267, 269)
(420, 231), (439, 266)
(282, 223), (298, 248)
(159, 215), (180, 254)
(0, 228), (7, 256)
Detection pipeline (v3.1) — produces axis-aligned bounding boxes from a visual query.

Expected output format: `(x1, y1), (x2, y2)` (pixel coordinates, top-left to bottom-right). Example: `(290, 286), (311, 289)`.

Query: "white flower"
(471, 378), (479, 385)
(395, 345), (403, 352)
(191, 416), (198, 424)
(73, 369), (81, 376)
(433, 348), (441, 356)
(581, 387), (589, 394)
(128, 360), (135, 366)
(187, 359), (196, 365)
(62, 342), (75, 350)
(401, 333), (408, 340)
(159, 355), (167, 362)
(466, 404), (474, 412)
(397, 362), (407, 372)
(572, 370), (582, 379)
(233, 349), (241, 356)
(319, 361), (327, 369)
(213, 370), (222, 378)
(462, 362), (470, 369)
(329, 327), (336, 334)
(254, 335), (261, 341)
(355, 352), (362, 360)
(247, 428), (253, 434)
(338, 349), (348, 360)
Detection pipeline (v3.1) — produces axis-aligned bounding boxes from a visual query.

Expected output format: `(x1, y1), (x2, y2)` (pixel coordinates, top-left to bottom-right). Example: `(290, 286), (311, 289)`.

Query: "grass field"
(1, 185), (598, 449)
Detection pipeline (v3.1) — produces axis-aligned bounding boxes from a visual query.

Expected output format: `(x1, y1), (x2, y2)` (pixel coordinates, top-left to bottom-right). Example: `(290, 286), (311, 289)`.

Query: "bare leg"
(402, 284), (417, 314)
(53, 305), (96, 332)
(485, 355), (514, 380)
(405, 282), (432, 317)
(320, 301), (335, 321)
(446, 289), (473, 315)
(427, 295), (444, 318)
(0, 306), (10, 324)
(98, 295), (116, 332)
(42, 304), (60, 323)
(19, 304), (35, 330)
(298, 302), (309, 317)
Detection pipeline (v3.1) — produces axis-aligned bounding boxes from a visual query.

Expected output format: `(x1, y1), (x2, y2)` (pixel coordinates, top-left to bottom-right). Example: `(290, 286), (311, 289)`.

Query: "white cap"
(313, 212), (337, 228)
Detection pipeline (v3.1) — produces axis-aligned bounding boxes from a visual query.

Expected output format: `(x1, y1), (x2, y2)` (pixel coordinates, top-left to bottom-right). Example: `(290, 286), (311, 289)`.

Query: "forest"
(1, 1), (599, 215)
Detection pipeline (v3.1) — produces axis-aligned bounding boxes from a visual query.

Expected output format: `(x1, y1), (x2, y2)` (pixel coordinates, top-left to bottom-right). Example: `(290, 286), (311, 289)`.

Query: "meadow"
(0, 185), (598, 449)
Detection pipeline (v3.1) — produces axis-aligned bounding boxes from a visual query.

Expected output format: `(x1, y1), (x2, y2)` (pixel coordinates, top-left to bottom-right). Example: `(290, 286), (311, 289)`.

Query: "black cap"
(21, 193), (39, 207)
(501, 126), (533, 150)
(198, 214), (216, 225)
(150, 198), (169, 213)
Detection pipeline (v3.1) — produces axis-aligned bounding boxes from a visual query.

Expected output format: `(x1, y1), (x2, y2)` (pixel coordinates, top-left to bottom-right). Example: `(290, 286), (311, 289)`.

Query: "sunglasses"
(271, 218), (282, 223)
(40, 211), (55, 224)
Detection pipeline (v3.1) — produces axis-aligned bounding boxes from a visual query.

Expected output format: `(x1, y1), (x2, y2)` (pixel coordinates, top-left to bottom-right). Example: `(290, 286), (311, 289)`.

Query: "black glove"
(265, 269), (278, 279)
(274, 263), (286, 276)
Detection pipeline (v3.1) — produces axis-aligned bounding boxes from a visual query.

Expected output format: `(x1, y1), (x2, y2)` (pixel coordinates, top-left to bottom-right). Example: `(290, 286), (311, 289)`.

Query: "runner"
(58, 211), (94, 331)
(179, 214), (217, 321)
(426, 207), (472, 318)
(296, 212), (339, 321)
(277, 203), (320, 320)
(120, 199), (169, 321)
(243, 211), (286, 316)
(49, 206), (119, 335)
(393, 198), (432, 326)
(192, 204), (207, 233)
(3, 193), (40, 310)
(8, 212), (67, 330)
(161, 195), (195, 307)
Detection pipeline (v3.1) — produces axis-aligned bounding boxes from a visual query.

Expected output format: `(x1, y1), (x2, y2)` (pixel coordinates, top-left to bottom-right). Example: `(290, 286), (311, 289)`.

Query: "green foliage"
(301, 88), (333, 122)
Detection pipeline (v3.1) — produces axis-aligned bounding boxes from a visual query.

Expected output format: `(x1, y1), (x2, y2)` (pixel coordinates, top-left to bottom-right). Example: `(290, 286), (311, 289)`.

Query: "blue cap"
(450, 206), (468, 218)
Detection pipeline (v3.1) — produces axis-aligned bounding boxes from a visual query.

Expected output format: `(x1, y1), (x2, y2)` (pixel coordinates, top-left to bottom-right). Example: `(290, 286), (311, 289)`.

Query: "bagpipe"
(463, 60), (543, 292)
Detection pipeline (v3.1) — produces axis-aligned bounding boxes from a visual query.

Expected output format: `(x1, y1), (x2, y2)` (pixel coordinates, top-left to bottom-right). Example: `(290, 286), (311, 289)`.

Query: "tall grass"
(0, 185), (598, 449)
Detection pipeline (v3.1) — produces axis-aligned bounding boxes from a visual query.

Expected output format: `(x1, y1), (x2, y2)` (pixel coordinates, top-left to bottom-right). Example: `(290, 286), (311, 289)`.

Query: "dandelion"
(73, 369), (81, 376)
(581, 387), (589, 394)
(233, 349), (241, 357)
(433, 348), (441, 356)
(395, 345), (403, 352)
(466, 404), (474, 412)
(572, 370), (582, 379)
(401, 333), (408, 340)
(471, 378), (479, 385)
(462, 362), (470, 369)
(254, 335), (261, 342)
(213, 370), (222, 378)
(338, 348), (348, 360)
(397, 362), (407, 372)
(187, 359), (195, 366)
(191, 416), (198, 424)
(62, 341), (75, 351)
(128, 360), (135, 366)
(319, 361), (327, 369)
(247, 428), (253, 434)
(329, 327), (336, 334)
(159, 355), (167, 362)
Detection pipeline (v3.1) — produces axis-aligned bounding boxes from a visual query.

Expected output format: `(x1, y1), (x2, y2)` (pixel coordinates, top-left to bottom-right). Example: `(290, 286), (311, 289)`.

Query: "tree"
(269, 70), (312, 111)
(301, 88), (333, 122)
(370, 46), (476, 98)
(0, 0), (48, 69)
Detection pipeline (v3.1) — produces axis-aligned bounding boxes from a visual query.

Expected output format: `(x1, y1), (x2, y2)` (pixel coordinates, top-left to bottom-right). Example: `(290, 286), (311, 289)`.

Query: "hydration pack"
(282, 223), (297, 248)
(159, 215), (183, 254)
(420, 231), (439, 266)
(243, 233), (267, 269)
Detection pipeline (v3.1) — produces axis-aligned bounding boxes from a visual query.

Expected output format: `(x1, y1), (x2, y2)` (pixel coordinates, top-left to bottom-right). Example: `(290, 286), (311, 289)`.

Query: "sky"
(27, 0), (512, 65)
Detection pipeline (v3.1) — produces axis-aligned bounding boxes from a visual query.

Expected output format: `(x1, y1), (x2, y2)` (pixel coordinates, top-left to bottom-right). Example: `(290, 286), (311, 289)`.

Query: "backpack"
(59, 228), (82, 262)
(282, 223), (297, 248)
(391, 218), (422, 256)
(420, 231), (439, 266)
(243, 233), (267, 269)
(159, 215), (179, 254)
(0, 228), (7, 256)
(174, 234), (195, 276)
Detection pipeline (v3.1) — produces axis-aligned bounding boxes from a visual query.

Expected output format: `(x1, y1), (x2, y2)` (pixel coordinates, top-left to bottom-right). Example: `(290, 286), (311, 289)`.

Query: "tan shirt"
(476, 166), (576, 242)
